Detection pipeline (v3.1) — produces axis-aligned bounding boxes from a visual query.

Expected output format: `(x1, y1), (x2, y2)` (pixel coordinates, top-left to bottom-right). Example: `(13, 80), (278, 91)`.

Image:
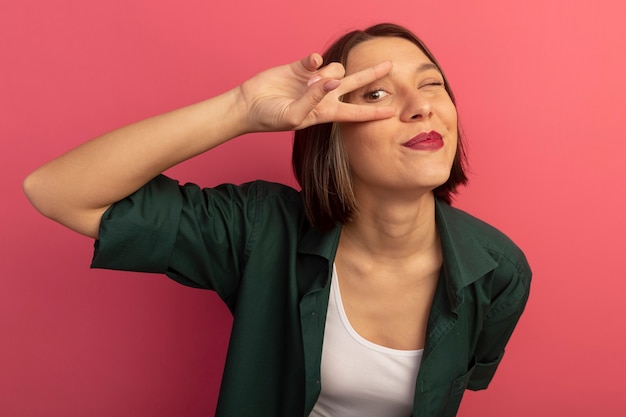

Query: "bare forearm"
(24, 88), (247, 238)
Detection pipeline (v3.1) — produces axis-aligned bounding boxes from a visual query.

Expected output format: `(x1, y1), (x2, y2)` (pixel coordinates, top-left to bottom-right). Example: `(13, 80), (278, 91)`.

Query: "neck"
(340, 191), (438, 261)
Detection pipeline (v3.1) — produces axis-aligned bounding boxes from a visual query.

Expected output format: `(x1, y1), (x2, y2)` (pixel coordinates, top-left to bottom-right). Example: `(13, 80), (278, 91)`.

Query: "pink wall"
(2, 0), (625, 415)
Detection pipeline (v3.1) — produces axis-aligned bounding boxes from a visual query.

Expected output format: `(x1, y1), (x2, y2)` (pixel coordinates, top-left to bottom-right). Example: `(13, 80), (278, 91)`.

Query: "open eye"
(363, 89), (390, 102)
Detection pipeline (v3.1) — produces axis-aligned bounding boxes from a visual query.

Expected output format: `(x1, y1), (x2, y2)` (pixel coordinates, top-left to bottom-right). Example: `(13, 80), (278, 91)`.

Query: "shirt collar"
(296, 223), (342, 294)
(298, 223), (342, 261)
(435, 200), (498, 312)
(296, 200), (498, 310)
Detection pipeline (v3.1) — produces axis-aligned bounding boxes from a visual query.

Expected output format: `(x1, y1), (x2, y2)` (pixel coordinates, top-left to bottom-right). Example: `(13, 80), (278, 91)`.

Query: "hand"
(235, 53), (395, 133)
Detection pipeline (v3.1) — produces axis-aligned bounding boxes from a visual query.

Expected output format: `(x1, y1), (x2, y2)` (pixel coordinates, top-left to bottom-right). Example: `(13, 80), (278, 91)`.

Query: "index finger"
(334, 60), (393, 98)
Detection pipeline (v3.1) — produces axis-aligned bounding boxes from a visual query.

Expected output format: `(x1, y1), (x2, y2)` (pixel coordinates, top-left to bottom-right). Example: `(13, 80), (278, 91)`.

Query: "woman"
(24, 23), (531, 417)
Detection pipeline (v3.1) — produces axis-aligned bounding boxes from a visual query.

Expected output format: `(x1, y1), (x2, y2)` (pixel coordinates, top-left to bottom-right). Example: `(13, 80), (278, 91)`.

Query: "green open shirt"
(92, 175), (531, 417)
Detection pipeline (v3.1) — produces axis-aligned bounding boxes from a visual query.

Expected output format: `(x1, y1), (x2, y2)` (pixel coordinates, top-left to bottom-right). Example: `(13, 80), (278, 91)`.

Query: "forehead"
(345, 37), (434, 75)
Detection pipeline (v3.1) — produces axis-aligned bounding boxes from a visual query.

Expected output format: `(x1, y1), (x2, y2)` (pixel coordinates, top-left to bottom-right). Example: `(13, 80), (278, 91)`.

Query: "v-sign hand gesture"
(236, 53), (395, 133)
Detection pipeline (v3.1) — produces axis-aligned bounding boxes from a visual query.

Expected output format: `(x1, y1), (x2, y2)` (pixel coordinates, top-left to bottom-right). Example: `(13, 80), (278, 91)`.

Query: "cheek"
(339, 122), (384, 154)
(442, 101), (458, 131)
(338, 126), (362, 170)
(448, 109), (459, 154)
(340, 124), (385, 172)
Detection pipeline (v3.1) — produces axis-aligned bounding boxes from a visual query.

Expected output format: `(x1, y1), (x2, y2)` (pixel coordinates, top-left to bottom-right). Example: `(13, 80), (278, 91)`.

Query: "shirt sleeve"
(91, 175), (260, 305)
(467, 251), (532, 391)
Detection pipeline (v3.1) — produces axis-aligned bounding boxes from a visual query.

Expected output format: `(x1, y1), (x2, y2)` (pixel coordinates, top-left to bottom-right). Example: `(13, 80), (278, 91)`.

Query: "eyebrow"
(417, 62), (440, 73)
(387, 62), (441, 78)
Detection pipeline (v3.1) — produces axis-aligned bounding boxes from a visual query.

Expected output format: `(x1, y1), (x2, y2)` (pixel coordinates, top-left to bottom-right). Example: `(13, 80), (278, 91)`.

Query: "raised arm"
(23, 54), (393, 239)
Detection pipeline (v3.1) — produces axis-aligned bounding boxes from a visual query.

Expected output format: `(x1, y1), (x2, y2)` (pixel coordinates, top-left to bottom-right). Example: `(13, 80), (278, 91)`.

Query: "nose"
(399, 90), (432, 122)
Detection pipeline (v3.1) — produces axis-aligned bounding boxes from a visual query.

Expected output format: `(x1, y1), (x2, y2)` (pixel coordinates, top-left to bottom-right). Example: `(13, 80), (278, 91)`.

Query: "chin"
(418, 172), (452, 189)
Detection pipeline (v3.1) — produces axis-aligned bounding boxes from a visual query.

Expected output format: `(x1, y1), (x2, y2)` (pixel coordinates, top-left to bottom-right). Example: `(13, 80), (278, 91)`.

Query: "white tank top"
(309, 266), (423, 417)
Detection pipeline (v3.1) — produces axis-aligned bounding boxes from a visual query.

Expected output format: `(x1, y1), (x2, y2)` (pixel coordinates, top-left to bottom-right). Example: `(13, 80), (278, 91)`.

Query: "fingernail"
(323, 79), (340, 92)
(307, 75), (322, 86)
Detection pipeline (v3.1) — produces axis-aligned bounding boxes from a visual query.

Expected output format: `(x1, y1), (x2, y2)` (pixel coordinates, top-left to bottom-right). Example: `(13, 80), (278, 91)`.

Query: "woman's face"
(340, 36), (458, 198)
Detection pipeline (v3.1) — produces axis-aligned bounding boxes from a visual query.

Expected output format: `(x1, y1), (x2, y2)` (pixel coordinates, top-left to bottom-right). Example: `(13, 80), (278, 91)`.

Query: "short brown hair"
(292, 23), (468, 231)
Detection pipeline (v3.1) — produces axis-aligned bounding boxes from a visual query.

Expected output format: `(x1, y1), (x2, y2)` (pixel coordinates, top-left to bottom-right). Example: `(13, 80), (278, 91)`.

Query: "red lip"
(402, 131), (444, 151)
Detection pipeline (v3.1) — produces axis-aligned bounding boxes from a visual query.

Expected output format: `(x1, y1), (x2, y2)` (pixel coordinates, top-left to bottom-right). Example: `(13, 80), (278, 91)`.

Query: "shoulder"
(239, 180), (302, 203)
(436, 200), (531, 282)
(170, 178), (303, 209)
(438, 202), (524, 262)
(119, 176), (310, 235)
(200, 180), (311, 233)
(212, 180), (305, 216)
